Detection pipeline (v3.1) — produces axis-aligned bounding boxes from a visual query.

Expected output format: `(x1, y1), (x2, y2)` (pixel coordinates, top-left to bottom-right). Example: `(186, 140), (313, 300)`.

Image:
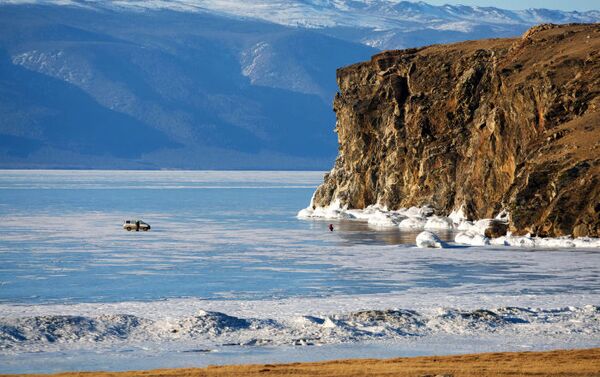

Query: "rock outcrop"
(312, 24), (600, 237)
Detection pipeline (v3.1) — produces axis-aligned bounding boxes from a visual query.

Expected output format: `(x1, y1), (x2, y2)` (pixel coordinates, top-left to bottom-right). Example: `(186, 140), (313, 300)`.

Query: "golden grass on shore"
(7, 348), (600, 377)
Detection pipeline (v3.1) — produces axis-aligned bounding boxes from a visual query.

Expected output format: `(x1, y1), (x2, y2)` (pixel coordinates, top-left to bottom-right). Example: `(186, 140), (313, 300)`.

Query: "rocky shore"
(310, 24), (600, 237)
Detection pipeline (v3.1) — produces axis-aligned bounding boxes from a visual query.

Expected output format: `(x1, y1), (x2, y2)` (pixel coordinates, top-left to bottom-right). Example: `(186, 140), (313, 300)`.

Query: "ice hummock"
(416, 231), (445, 248)
(298, 200), (600, 248)
(455, 231), (491, 246)
(2, 305), (598, 353)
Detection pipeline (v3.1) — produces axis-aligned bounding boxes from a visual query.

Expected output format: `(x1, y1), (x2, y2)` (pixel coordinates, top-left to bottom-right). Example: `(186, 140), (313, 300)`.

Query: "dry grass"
(8, 348), (600, 377)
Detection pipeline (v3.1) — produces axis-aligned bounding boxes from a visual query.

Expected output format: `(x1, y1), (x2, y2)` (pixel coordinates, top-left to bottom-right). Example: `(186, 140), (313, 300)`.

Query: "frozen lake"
(0, 170), (598, 373)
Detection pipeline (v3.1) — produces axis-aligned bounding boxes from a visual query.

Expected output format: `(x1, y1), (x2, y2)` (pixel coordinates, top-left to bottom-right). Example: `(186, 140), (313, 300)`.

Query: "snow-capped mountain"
(7, 0), (597, 48)
(0, 1), (598, 169)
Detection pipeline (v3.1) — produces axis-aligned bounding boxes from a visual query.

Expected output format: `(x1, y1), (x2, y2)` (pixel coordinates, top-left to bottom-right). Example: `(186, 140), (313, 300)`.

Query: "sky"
(422, 0), (599, 11)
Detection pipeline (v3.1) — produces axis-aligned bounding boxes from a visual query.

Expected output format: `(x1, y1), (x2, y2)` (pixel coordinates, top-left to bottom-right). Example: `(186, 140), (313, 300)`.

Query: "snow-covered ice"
(2, 304), (599, 354)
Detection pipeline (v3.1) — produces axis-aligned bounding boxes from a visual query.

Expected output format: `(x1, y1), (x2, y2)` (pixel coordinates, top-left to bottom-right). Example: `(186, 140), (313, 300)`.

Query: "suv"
(123, 220), (151, 231)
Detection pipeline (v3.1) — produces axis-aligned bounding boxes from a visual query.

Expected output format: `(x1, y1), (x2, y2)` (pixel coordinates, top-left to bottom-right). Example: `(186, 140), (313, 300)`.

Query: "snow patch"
(6, 1), (597, 35)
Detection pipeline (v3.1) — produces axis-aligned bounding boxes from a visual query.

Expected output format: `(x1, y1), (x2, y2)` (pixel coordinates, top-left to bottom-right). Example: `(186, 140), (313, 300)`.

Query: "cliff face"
(312, 24), (600, 237)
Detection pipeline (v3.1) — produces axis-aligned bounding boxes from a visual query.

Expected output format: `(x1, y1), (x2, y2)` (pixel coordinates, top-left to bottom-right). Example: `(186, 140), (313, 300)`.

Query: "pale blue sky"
(422, 0), (599, 11)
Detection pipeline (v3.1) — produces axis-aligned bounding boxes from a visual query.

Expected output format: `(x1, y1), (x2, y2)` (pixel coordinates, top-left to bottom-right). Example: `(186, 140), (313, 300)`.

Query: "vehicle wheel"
(143, 228), (149, 231)
(126, 228), (131, 231)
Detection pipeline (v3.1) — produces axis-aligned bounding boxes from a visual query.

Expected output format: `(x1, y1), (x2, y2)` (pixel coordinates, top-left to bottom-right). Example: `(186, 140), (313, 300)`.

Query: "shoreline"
(298, 203), (600, 248)
(5, 348), (599, 377)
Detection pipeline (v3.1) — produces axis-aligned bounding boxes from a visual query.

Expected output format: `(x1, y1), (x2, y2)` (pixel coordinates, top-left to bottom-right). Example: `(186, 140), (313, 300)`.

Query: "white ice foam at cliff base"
(298, 201), (600, 248)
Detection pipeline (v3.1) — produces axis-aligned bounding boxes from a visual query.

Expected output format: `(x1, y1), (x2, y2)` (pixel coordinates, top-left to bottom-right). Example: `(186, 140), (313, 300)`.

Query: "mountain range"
(0, 0), (598, 169)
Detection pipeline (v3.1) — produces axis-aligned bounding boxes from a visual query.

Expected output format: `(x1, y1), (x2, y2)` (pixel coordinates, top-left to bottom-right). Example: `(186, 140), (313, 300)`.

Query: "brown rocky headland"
(311, 23), (600, 237)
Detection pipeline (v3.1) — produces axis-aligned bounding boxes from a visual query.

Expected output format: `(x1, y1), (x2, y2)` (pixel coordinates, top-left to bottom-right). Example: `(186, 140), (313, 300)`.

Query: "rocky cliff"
(312, 23), (600, 237)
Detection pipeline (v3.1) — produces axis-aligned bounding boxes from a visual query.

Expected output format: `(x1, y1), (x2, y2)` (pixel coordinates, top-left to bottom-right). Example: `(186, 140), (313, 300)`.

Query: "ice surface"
(1, 170), (599, 373)
(0, 169), (323, 190)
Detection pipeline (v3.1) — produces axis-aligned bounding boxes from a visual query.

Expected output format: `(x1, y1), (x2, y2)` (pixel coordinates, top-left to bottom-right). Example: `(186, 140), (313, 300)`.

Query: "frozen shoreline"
(1, 299), (599, 364)
(2, 292), (599, 354)
(298, 202), (600, 248)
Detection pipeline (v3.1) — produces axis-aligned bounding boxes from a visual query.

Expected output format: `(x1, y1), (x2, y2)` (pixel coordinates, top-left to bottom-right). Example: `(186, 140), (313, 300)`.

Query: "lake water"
(0, 170), (599, 373)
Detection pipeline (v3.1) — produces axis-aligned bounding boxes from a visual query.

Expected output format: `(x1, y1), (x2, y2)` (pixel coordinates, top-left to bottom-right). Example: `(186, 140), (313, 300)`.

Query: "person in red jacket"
(329, 224), (334, 232)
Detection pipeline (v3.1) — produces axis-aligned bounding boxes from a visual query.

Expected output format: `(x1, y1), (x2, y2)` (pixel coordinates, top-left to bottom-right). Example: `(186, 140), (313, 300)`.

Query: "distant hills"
(0, 0), (598, 169)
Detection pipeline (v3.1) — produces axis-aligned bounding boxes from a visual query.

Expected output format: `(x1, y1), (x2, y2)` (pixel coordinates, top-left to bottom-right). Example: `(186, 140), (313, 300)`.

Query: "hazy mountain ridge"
(0, 1), (598, 169)
(0, 4), (375, 168)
